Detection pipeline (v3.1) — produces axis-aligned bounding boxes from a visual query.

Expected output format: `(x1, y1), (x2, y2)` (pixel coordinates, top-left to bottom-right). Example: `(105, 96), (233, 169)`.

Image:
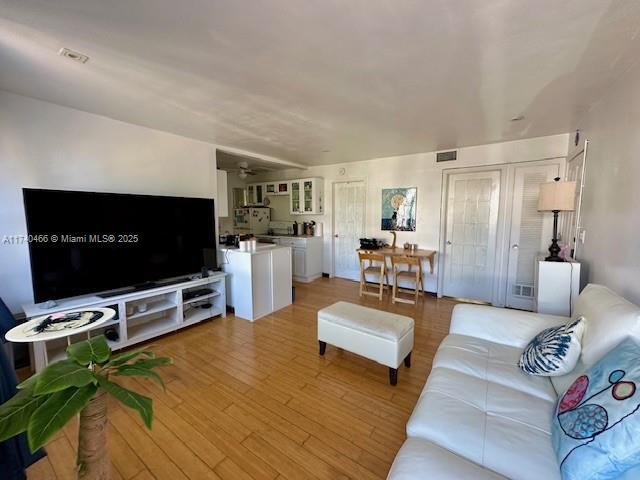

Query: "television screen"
(23, 188), (216, 302)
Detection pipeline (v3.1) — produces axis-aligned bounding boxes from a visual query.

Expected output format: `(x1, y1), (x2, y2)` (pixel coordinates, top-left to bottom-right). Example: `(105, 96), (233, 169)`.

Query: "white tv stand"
(22, 272), (227, 371)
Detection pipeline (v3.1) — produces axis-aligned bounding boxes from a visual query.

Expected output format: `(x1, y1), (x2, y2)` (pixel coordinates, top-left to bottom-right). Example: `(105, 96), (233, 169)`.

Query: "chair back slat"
(359, 252), (385, 265)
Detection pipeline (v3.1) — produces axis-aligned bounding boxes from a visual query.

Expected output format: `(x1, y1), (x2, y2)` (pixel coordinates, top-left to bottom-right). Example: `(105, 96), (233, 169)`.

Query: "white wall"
(0, 91), (218, 312)
(568, 60), (640, 304)
(254, 134), (570, 292)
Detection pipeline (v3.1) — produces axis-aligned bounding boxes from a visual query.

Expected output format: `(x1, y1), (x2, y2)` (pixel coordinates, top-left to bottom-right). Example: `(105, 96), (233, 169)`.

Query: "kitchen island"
(255, 235), (323, 282)
(219, 244), (292, 321)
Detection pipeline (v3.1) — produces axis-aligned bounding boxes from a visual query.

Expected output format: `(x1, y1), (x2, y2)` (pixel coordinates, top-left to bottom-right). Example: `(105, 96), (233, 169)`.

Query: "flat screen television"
(23, 188), (216, 302)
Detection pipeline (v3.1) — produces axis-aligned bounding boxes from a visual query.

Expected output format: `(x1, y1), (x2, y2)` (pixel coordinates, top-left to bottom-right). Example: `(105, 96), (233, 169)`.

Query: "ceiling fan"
(236, 161), (257, 179)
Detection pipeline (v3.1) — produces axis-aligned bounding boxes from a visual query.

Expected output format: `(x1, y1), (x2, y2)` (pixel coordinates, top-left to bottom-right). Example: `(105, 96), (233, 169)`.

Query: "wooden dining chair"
(358, 252), (389, 300)
(391, 256), (424, 304)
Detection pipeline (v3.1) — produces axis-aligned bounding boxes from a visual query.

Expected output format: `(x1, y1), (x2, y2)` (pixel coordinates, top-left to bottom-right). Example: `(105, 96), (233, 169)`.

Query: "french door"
(505, 163), (560, 309)
(442, 170), (501, 302)
(333, 181), (365, 281)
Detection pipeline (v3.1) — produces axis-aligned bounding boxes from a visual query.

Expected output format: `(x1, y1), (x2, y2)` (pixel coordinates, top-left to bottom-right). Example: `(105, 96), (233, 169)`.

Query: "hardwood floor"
(27, 277), (457, 480)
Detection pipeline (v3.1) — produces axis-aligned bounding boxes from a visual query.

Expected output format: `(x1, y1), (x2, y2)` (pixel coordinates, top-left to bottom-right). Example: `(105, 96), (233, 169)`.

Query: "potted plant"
(0, 335), (172, 479)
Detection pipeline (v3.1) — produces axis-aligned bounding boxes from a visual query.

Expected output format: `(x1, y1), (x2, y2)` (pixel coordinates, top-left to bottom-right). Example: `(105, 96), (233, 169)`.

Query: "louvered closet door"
(506, 163), (560, 310)
(442, 170), (501, 302)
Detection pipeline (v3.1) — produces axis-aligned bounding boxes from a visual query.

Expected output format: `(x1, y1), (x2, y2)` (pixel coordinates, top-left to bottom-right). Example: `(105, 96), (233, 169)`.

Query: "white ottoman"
(317, 301), (414, 385)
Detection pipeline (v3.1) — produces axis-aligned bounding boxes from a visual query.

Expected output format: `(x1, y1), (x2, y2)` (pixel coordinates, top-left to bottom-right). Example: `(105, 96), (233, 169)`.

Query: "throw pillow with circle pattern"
(519, 317), (585, 376)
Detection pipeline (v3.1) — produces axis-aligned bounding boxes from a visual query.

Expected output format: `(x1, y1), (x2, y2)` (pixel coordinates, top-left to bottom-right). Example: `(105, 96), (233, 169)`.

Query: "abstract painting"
(381, 187), (417, 231)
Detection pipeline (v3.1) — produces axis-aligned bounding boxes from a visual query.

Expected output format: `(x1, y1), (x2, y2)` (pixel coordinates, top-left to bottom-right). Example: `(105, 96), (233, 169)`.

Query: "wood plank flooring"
(27, 277), (457, 480)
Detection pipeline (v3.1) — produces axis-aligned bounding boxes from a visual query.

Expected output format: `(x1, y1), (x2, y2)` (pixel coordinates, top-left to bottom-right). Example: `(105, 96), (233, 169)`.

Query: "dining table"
(356, 247), (437, 274)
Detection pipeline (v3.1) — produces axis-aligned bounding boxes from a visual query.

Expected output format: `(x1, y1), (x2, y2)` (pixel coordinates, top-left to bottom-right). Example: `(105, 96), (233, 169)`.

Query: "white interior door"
(505, 163), (560, 310)
(442, 170), (500, 302)
(333, 181), (365, 281)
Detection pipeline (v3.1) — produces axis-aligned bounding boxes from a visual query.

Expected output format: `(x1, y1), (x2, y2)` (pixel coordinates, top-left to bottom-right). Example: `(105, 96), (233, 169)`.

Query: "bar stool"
(391, 256), (424, 304)
(358, 252), (389, 300)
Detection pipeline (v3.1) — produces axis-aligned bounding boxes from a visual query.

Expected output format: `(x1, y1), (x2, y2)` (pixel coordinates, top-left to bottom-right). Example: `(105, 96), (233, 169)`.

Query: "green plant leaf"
(104, 347), (155, 368)
(0, 383), (47, 442)
(16, 374), (38, 390)
(27, 384), (97, 451)
(66, 335), (111, 365)
(114, 365), (165, 389)
(97, 377), (153, 428)
(34, 359), (96, 395)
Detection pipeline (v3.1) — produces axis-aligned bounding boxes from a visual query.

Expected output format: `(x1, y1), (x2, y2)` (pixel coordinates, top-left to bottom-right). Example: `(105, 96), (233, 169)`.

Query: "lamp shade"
(537, 180), (576, 212)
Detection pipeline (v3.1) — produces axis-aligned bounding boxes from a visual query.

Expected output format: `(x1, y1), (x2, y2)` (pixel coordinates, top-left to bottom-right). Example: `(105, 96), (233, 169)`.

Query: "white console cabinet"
(534, 258), (581, 316)
(23, 273), (227, 371)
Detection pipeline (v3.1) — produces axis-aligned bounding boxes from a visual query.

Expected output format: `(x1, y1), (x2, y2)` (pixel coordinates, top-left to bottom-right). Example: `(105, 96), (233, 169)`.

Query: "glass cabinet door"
(291, 181), (300, 212)
(247, 185), (255, 204)
(304, 180), (314, 212)
(256, 184), (264, 204)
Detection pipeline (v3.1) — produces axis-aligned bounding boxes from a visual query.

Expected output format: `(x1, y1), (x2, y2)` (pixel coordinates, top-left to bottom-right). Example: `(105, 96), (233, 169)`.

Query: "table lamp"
(537, 177), (576, 262)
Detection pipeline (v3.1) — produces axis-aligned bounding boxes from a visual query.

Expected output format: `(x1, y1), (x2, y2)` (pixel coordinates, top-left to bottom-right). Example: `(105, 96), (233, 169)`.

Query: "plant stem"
(77, 389), (110, 480)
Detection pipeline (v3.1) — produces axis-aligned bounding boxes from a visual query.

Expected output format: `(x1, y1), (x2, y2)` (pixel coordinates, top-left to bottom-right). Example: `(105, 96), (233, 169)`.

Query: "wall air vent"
(436, 150), (457, 162)
(58, 47), (90, 64)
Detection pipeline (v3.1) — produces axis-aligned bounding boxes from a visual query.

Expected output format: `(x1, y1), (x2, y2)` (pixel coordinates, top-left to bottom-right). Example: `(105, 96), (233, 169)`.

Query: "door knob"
(334, 234), (339, 238)
(512, 244), (519, 250)
(446, 240), (452, 245)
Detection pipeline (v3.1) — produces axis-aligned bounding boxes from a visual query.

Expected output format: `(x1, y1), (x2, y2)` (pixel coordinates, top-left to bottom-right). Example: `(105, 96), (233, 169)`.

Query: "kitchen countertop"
(219, 244), (286, 255)
(255, 234), (319, 239)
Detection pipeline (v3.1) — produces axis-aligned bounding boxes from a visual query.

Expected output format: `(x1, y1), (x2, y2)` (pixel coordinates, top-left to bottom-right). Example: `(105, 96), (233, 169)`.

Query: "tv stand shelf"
(23, 272), (227, 371)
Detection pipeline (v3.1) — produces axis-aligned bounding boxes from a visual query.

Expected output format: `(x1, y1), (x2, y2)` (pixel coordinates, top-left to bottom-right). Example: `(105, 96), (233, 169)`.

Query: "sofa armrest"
(449, 304), (569, 348)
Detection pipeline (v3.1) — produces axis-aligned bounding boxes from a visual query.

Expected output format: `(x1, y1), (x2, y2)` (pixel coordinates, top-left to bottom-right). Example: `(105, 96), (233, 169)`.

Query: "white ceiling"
(216, 149), (296, 172)
(1, 1), (639, 166)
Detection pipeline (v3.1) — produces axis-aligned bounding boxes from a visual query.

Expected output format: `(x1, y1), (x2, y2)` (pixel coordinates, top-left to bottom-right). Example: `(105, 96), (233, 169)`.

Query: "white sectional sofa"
(388, 284), (640, 479)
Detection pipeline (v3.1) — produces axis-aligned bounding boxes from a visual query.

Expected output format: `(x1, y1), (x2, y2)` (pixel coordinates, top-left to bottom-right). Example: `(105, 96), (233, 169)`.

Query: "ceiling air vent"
(58, 47), (90, 64)
(436, 150), (457, 162)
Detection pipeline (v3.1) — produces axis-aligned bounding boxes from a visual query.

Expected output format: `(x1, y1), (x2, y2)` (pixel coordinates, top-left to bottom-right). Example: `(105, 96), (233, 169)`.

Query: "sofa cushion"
(407, 366), (560, 480)
(518, 317), (584, 376)
(552, 337), (640, 480)
(387, 437), (507, 480)
(550, 357), (587, 396)
(574, 284), (640, 367)
(433, 334), (557, 401)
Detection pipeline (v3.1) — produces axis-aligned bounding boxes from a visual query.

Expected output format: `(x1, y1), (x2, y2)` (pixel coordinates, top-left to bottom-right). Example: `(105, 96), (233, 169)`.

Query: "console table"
(22, 273), (226, 371)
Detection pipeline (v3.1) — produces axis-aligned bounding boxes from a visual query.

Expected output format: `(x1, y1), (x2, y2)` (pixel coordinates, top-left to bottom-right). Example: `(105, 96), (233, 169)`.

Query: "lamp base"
(545, 238), (565, 262)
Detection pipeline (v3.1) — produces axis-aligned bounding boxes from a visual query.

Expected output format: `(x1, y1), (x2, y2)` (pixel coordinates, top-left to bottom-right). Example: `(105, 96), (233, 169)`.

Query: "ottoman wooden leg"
(404, 352), (412, 368)
(319, 341), (327, 355)
(389, 367), (398, 386)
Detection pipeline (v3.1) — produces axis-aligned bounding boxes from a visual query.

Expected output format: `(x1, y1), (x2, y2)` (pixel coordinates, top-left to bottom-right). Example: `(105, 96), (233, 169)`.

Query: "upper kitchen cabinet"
(264, 181), (289, 195)
(216, 169), (229, 217)
(290, 178), (323, 215)
(247, 183), (265, 205)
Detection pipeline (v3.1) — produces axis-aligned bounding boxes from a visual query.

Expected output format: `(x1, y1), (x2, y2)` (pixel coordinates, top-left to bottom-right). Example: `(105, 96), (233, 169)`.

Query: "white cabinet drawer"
(279, 238), (306, 248)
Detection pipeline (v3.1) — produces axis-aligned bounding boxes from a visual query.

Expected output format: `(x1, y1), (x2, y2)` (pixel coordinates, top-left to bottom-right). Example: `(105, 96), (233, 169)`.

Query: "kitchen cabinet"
(276, 181), (289, 195)
(292, 248), (306, 277)
(264, 181), (289, 196)
(265, 182), (277, 195)
(246, 183), (265, 205)
(276, 236), (323, 282)
(246, 178), (322, 211)
(289, 177), (323, 215)
(220, 245), (292, 321)
(216, 169), (228, 217)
